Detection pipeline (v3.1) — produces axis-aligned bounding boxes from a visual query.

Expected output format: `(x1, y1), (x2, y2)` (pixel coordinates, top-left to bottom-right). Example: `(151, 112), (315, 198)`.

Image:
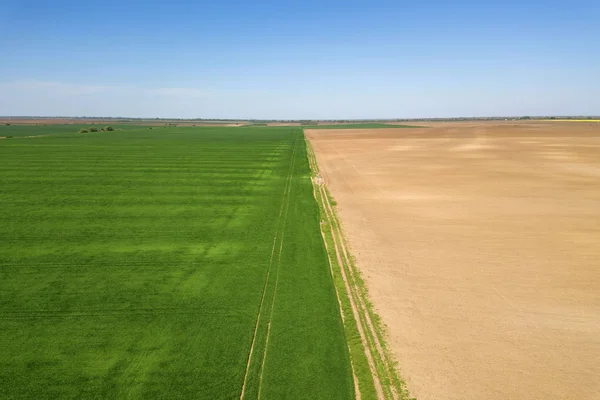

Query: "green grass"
(0, 127), (354, 399)
(0, 124), (145, 137)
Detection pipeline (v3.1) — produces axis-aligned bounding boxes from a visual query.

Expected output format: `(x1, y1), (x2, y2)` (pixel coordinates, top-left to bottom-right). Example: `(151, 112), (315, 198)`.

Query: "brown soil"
(306, 121), (600, 400)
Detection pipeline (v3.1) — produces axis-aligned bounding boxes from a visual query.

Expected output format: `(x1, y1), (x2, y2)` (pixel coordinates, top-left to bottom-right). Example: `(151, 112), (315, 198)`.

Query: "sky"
(0, 0), (598, 119)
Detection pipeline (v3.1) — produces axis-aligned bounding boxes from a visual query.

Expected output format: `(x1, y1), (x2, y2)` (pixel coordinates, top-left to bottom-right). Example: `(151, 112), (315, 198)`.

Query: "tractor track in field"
(314, 171), (384, 399)
(256, 140), (298, 399)
(306, 138), (408, 400)
(318, 222), (363, 400)
(239, 139), (298, 400)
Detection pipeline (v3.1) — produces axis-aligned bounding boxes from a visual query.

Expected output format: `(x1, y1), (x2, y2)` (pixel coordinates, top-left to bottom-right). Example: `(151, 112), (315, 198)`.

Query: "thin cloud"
(149, 87), (214, 97)
(1, 80), (119, 95)
(0, 80), (218, 98)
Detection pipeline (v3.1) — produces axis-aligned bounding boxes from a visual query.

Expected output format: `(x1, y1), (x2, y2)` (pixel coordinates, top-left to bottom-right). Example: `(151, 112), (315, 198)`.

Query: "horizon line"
(2, 115), (600, 122)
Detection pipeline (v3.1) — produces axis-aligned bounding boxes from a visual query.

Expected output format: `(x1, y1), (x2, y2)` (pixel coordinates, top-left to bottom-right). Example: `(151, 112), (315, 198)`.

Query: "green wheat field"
(0, 126), (354, 399)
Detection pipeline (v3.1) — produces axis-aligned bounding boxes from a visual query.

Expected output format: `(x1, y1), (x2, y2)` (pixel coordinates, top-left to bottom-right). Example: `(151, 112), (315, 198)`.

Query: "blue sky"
(1, 0), (598, 119)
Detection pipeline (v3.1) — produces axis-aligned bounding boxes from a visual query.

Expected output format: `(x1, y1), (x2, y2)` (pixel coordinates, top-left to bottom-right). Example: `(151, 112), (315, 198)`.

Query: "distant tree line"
(4, 115), (600, 124)
(79, 126), (113, 134)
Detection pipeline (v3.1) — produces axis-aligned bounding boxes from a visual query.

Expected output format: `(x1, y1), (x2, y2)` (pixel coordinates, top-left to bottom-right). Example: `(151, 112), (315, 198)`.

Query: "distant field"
(301, 123), (420, 129)
(0, 124), (145, 137)
(548, 119), (600, 122)
(0, 127), (354, 399)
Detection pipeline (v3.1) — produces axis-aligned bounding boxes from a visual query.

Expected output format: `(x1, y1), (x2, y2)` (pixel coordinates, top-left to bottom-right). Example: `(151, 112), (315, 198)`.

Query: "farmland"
(6, 120), (597, 400)
(294, 124), (419, 130)
(0, 124), (147, 138)
(307, 121), (600, 400)
(0, 127), (355, 399)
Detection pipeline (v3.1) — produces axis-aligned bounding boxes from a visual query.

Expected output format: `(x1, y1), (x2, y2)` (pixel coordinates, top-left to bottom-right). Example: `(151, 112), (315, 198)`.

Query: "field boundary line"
(326, 184), (397, 399)
(305, 136), (413, 400)
(306, 139), (383, 398)
(325, 152), (409, 400)
(316, 167), (384, 399)
(324, 186), (395, 399)
(306, 143), (364, 399)
(239, 139), (298, 400)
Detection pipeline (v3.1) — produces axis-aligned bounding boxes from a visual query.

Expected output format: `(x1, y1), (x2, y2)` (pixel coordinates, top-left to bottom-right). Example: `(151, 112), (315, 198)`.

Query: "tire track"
(320, 154), (406, 400)
(306, 138), (407, 400)
(333, 208), (401, 400)
(239, 139), (298, 400)
(318, 224), (363, 400)
(317, 178), (385, 400)
(307, 144), (363, 399)
(256, 140), (298, 399)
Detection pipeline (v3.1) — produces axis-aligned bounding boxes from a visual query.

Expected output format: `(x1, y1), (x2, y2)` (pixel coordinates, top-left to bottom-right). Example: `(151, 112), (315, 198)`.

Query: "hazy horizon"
(1, 113), (598, 121)
(1, 1), (599, 119)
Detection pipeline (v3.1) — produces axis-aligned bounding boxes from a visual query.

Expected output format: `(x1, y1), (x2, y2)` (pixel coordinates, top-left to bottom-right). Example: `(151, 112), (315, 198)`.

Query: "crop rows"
(0, 124), (146, 138)
(0, 127), (353, 399)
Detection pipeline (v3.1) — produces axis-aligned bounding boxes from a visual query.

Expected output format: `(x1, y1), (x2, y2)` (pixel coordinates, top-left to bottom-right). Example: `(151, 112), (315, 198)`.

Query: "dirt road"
(306, 122), (600, 400)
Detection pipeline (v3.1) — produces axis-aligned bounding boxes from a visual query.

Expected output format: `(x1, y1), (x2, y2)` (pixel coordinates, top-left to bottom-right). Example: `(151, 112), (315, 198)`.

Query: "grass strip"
(305, 136), (414, 400)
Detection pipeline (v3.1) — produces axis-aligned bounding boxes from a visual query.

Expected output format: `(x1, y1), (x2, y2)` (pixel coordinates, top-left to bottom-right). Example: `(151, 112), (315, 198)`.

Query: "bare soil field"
(306, 121), (600, 400)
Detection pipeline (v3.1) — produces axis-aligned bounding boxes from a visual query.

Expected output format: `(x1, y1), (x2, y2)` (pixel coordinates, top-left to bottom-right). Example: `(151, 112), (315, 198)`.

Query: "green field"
(0, 124), (145, 137)
(0, 127), (354, 399)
